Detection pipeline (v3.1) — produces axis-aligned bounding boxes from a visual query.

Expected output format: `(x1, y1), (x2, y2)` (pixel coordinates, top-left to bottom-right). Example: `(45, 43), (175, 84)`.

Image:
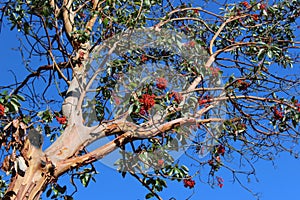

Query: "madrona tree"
(0, 0), (299, 199)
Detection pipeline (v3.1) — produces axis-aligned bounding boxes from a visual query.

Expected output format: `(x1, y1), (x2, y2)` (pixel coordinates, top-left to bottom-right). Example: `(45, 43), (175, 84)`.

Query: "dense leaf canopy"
(0, 0), (299, 199)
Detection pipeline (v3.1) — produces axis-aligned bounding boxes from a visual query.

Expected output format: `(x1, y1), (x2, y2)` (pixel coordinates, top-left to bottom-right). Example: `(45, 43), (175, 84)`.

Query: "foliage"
(0, 0), (300, 199)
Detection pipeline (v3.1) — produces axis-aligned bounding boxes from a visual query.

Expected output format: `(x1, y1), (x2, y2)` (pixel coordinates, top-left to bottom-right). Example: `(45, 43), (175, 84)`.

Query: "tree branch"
(209, 14), (248, 55)
(129, 171), (163, 200)
(12, 62), (70, 95)
(48, 51), (71, 85)
(62, 0), (75, 42)
(76, 40), (119, 111)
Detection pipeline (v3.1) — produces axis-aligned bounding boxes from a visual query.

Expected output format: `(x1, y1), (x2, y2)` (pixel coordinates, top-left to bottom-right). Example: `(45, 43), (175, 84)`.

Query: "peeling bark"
(4, 138), (54, 200)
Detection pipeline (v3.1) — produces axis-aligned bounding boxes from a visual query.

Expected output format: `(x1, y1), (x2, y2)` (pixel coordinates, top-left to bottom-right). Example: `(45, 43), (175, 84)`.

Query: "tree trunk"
(5, 166), (50, 200)
(4, 138), (54, 200)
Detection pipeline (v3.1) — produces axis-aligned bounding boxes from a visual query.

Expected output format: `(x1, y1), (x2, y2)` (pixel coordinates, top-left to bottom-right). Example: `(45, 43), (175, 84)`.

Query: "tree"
(0, 0), (299, 199)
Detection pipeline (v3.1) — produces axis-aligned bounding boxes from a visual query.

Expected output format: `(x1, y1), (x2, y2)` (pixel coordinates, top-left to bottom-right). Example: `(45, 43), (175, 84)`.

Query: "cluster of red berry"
(56, 116), (67, 124)
(183, 178), (196, 188)
(185, 40), (196, 48)
(241, 1), (267, 10)
(237, 79), (250, 91)
(156, 77), (167, 90)
(216, 176), (224, 188)
(241, 1), (267, 21)
(198, 95), (212, 106)
(272, 106), (283, 120)
(241, 1), (251, 9)
(210, 67), (221, 77)
(139, 94), (156, 115)
(169, 91), (183, 104)
(217, 145), (225, 156)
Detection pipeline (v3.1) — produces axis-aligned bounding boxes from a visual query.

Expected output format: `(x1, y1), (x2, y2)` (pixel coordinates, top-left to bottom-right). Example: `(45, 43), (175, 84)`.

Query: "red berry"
(169, 91), (183, 104)
(252, 14), (259, 21)
(141, 54), (148, 62)
(216, 156), (221, 163)
(216, 176), (224, 188)
(157, 159), (164, 166)
(272, 107), (284, 120)
(260, 4), (266, 10)
(193, 9), (199, 14)
(296, 103), (300, 112)
(79, 51), (85, 60)
(237, 80), (250, 91)
(139, 106), (147, 115)
(241, 1), (251, 9)
(209, 67), (220, 76)
(56, 116), (67, 124)
(156, 77), (167, 90)
(0, 104), (5, 116)
(217, 145), (225, 156)
(184, 41), (196, 48)
(183, 178), (195, 188)
(198, 99), (208, 105)
(198, 95), (212, 106)
(139, 94), (156, 111)
(188, 41), (196, 47)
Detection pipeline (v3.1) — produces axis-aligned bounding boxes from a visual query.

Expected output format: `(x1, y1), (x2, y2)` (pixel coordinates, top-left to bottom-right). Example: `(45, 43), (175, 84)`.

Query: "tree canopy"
(0, 0), (299, 199)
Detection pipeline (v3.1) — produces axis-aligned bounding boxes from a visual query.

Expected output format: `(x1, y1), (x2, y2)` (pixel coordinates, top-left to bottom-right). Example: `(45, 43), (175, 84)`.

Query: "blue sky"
(70, 154), (300, 200)
(1, 7), (300, 200)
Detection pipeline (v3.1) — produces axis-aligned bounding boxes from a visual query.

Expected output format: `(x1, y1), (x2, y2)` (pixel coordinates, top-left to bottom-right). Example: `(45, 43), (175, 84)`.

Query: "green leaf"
(257, 49), (265, 60)
(145, 193), (154, 199)
(56, 185), (66, 194)
(128, 104), (134, 114)
(292, 119), (298, 128)
(267, 50), (273, 59)
(50, 134), (56, 142)
(80, 173), (91, 187)
(44, 125), (51, 136)
(46, 188), (52, 197)
(181, 165), (189, 173)
(168, 168), (174, 176)
(228, 74), (235, 83)
(158, 179), (167, 188)
(23, 115), (31, 124)
(52, 187), (58, 197)
(9, 100), (19, 112)
(103, 18), (109, 26)
(15, 94), (25, 101)
(122, 171), (127, 178)
(64, 195), (74, 200)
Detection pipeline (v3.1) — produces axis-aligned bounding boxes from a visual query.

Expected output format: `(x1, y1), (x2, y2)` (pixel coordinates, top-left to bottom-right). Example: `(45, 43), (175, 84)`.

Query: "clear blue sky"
(1, 12), (300, 200)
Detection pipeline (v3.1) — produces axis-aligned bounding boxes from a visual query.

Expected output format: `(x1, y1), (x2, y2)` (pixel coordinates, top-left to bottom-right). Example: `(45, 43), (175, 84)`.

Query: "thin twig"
(129, 171), (163, 200)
